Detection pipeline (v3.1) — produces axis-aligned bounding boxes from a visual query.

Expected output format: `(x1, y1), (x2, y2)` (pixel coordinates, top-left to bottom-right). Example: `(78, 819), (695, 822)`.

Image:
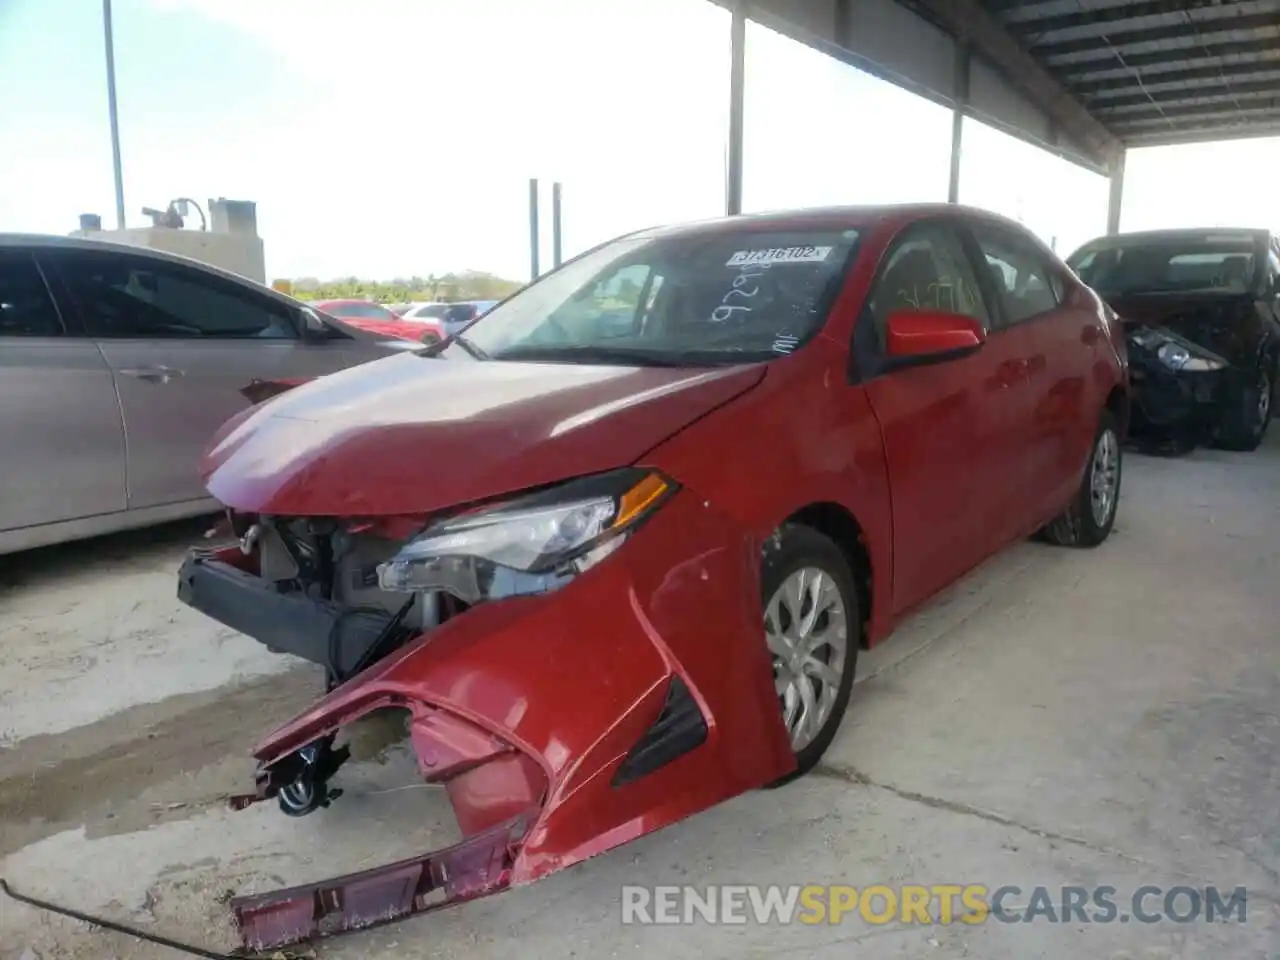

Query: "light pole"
(102, 0), (126, 229)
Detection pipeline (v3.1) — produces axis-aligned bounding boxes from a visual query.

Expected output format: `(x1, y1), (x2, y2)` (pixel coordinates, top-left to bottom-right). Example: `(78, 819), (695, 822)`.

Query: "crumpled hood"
(202, 351), (764, 516)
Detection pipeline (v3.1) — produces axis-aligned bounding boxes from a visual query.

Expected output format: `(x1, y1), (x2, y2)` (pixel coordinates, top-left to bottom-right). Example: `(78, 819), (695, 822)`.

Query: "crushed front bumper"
(194, 488), (795, 952)
(1128, 361), (1224, 447)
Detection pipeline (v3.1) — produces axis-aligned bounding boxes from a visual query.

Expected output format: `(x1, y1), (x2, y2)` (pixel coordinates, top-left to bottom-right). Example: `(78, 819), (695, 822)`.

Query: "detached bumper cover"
(233, 815), (531, 952)
(215, 488), (795, 952)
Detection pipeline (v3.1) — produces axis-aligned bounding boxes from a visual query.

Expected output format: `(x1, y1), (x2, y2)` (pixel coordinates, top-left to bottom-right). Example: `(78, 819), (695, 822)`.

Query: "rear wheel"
(761, 525), (859, 785)
(1041, 409), (1122, 548)
(421, 332), (441, 347)
(1214, 367), (1271, 452)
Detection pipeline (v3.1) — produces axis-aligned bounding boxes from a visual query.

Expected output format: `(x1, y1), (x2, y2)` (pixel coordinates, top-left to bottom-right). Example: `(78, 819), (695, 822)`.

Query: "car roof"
(0, 232), (307, 308)
(627, 202), (1034, 242)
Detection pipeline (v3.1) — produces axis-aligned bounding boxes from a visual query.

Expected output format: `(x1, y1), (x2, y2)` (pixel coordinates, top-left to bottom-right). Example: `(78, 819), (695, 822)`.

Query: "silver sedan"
(0, 234), (405, 554)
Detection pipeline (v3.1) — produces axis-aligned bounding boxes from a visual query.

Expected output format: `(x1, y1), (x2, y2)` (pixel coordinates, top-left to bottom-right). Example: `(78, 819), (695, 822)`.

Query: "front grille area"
(255, 519), (440, 633)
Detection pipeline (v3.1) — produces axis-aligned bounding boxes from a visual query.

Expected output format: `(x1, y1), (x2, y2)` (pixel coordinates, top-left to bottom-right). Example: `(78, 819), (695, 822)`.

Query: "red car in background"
(179, 204), (1128, 952)
(314, 298), (445, 345)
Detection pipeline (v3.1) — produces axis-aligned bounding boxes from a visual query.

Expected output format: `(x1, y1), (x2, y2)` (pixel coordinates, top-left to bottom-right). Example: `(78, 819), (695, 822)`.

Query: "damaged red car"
(177, 204), (1128, 951)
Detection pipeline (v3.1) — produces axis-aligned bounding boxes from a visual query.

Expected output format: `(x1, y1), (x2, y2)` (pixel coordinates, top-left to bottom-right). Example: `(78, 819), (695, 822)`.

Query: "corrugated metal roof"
(981, 0), (1280, 147)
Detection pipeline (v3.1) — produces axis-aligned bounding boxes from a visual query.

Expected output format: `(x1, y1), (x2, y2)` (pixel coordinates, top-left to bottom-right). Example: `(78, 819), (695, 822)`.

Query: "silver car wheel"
(764, 567), (849, 752)
(1090, 427), (1120, 527)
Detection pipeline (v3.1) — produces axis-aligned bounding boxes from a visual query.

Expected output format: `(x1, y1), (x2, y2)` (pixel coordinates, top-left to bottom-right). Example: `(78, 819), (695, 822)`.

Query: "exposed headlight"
(376, 468), (675, 603)
(1156, 341), (1225, 372)
(1157, 342), (1192, 368)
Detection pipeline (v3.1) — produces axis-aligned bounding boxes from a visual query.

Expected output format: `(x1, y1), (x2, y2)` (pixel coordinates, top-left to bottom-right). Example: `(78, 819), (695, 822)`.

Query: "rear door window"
(0, 252), (64, 337)
(970, 225), (1060, 327)
(50, 250), (298, 339)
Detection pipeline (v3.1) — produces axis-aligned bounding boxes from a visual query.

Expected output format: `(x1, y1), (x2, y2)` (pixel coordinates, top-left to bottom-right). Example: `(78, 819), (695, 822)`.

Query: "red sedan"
(314, 298), (445, 344)
(179, 204), (1128, 951)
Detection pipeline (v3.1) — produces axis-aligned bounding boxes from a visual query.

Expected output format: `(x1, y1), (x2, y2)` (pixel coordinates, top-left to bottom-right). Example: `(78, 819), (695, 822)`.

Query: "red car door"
(968, 222), (1094, 522)
(852, 219), (1033, 616)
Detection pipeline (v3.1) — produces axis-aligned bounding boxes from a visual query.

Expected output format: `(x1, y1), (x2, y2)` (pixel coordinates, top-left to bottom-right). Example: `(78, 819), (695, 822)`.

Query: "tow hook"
(276, 737), (349, 817)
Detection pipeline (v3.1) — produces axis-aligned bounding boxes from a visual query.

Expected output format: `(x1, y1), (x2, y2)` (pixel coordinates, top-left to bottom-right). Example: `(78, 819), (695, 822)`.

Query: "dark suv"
(1068, 228), (1280, 451)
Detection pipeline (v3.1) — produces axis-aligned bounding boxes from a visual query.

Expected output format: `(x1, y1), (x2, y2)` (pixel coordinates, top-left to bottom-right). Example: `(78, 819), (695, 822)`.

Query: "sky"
(2, 0), (1279, 283)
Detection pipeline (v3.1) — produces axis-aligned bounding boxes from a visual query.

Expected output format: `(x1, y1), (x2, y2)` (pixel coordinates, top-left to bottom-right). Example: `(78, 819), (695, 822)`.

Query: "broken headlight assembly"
(1129, 326), (1226, 372)
(376, 468), (676, 604)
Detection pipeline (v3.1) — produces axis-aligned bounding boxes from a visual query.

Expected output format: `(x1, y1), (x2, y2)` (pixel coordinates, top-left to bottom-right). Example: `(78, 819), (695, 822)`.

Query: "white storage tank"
(69, 197), (268, 284)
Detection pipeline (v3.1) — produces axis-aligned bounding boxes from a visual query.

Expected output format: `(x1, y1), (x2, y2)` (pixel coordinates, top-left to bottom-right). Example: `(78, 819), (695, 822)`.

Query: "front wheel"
(1041, 410), (1122, 548)
(1213, 367), (1271, 452)
(761, 525), (859, 785)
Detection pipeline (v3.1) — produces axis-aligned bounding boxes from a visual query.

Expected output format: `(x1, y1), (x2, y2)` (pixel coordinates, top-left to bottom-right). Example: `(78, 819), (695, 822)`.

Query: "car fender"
(643, 343), (894, 644)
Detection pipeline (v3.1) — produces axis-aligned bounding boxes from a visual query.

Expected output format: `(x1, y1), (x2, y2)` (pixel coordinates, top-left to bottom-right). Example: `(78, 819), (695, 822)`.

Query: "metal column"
(725, 3), (746, 216)
(947, 43), (970, 204)
(1106, 150), (1126, 235)
(551, 182), (563, 268)
(102, 0), (127, 229)
(528, 178), (541, 280)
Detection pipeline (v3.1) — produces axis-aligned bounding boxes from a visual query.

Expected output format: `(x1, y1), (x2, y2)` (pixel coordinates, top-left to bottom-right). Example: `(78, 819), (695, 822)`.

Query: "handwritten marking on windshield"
(772, 333), (801, 355)
(711, 264), (768, 323)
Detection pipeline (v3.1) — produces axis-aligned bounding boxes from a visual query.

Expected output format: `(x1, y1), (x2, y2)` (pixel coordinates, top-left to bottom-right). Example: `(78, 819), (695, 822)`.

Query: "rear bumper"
(199, 489), (795, 951)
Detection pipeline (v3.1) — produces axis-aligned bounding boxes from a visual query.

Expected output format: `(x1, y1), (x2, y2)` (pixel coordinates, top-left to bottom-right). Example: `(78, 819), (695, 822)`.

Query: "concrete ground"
(1, 437), (1278, 960)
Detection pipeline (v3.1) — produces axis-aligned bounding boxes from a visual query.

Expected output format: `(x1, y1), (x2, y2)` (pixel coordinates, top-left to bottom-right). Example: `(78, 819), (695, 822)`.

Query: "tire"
(421, 332), (441, 346)
(760, 525), (859, 786)
(1213, 366), (1271, 452)
(1041, 409), (1122, 548)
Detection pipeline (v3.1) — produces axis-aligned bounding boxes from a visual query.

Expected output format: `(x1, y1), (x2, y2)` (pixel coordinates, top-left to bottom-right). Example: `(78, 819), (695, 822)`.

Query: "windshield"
(1067, 233), (1261, 296)
(444, 227), (860, 365)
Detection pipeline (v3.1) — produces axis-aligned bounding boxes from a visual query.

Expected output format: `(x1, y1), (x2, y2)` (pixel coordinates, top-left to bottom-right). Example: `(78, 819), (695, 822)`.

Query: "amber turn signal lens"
(614, 473), (671, 529)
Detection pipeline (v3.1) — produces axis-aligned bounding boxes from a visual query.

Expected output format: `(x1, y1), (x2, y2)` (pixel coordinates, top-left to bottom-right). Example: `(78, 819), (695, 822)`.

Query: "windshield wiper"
(495, 344), (696, 367)
(420, 333), (488, 360)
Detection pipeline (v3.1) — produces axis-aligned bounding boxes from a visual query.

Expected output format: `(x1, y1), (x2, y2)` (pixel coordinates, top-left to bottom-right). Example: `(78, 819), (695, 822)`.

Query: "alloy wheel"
(764, 567), (849, 752)
(1089, 428), (1120, 527)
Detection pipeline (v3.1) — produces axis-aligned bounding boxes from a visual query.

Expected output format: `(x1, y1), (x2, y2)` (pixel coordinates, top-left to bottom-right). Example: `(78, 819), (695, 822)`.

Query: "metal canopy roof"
(709, 0), (1280, 181)
(981, 0), (1280, 148)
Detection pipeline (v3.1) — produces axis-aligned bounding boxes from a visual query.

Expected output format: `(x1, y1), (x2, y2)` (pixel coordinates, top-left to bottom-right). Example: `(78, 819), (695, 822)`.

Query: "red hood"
(202, 352), (764, 516)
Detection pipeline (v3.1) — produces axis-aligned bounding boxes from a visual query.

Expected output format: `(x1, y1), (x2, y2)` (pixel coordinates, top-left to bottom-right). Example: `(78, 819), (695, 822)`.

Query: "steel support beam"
(948, 41), (970, 204)
(907, 0), (1120, 168)
(551, 182), (563, 269)
(528, 178), (540, 280)
(725, 1), (746, 216)
(102, 0), (126, 230)
(1106, 150), (1125, 236)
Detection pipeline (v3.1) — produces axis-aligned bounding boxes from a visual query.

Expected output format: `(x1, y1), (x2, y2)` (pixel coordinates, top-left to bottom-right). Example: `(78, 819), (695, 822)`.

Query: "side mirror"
(884, 309), (986, 366)
(299, 307), (331, 342)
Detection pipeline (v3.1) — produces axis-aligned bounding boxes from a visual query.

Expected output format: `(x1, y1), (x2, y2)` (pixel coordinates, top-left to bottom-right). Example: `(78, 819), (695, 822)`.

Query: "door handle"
(119, 365), (184, 384)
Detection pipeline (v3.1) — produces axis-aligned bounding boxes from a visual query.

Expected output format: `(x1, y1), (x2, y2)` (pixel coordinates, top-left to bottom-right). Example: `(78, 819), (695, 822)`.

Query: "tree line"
(282, 270), (524, 304)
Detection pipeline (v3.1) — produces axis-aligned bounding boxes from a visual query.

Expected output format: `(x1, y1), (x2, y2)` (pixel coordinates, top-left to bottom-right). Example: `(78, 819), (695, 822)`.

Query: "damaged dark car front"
(1067, 228), (1280, 452)
(1119, 324), (1229, 450)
